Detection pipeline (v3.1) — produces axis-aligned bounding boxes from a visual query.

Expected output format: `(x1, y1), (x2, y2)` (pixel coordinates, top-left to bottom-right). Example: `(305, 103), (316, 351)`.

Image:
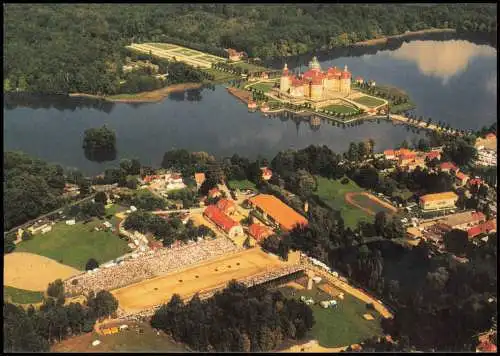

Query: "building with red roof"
(216, 198), (236, 215)
(355, 76), (364, 84)
(279, 57), (352, 100)
(248, 223), (273, 242)
(203, 205), (243, 238)
(476, 340), (497, 353)
(383, 149), (397, 160)
(439, 162), (459, 173)
(261, 167), (273, 181)
(208, 187), (222, 199)
(455, 171), (470, 186)
(425, 150), (441, 161)
(468, 220), (496, 238)
(485, 133), (496, 140)
(468, 178), (483, 187)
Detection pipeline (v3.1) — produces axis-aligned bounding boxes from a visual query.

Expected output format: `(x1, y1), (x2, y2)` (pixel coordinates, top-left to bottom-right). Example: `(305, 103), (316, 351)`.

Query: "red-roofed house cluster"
(203, 205), (243, 239)
(383, 148), (442, 171)
(279, 57), (352, 100)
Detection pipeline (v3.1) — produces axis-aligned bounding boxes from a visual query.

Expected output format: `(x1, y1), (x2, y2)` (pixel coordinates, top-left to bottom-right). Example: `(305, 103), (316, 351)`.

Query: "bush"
(366, 303), (375, 310)
(341, 177), (349, 185)
(85, 258), (99, 271)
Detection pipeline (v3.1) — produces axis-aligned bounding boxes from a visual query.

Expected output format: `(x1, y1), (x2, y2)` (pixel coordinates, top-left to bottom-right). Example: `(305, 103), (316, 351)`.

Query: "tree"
(82, 125), (117, 163)
(443, 229), (469, 256)
(3, 303), (50, 352)
(47, 279), (64, 300)
(94, 191), (107, 204)
(89, 290), (119, 319)
(374, 211), (387, 236)
(85, 258), (99, 271)
(22, 230), (34, 241)
(4, 234), (16, 254)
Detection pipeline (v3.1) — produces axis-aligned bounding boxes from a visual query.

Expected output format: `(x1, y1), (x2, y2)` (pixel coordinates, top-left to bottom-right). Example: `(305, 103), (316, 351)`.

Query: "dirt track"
(4, 252), (79, 291)
(344, 192), (398, 216)
(112, 249), (288, 313)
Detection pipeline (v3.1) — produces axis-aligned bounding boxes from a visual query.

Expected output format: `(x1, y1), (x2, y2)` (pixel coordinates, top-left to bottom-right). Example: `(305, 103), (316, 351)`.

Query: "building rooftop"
(195, 172), (206, 186)
(216, 199), (236, 214)
(249, 194), (308, 231)
(248, 223), (273, 242)
(439, 162), (458, 171)
(438, 211), (485, 228)
(203, 205), (239, 233)
(419, 191), (458, 203)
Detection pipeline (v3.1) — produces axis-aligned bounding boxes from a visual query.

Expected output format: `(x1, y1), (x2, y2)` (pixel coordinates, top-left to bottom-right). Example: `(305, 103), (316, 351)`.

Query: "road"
(5, 192), (98, 237)
(386, 114), (463, 136)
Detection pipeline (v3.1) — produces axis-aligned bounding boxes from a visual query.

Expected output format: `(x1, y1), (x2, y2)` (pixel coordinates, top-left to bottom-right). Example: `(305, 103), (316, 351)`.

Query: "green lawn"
(17, 220), (131, 270)
(202, 68), (239, 81)
(315, 176), (372, 228)
(228, 179), (257, 191)
(247, 82), (276, 93)
(4, 286), (44, 305)
(145, 43), (179, 51)
(171, 48), (201, 57)
(279, 285), (383, 347)
(323, 104), (358, 114)
(352, 96), (385, 108)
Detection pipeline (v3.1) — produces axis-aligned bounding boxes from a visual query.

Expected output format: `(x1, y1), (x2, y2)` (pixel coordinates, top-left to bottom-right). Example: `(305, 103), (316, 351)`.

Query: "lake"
(4, 33), (497, 175)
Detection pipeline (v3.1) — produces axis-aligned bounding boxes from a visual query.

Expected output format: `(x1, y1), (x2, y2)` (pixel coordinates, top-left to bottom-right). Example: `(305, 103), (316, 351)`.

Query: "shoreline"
(69, 82), (204, 103)
(353, 28), (456, 47)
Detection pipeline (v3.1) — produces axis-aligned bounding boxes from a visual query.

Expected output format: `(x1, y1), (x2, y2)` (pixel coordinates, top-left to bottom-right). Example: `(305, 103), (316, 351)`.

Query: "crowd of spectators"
(64, 238), (241, 296)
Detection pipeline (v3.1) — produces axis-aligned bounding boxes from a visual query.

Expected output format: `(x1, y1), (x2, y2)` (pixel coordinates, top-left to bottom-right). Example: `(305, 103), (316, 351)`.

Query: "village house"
(435, 211), (486, 231)
(467, 219), (496, 239)
(419, 191), (458, 211)
(194, 173), (206, 189)
(248, 223), (273, 243)
(227, 48), (245, 62)
(203, 205), (243, 239)
(165, 173), (186, 191)
(455, 171), (470, 186)
(260, 167), (273, 181)
(355, 76), (364, 85)
(439, 162), (459, 174)
(216, 199), (237, 215)
(208, 187), (222, 199)
(248, 194), (308, 231)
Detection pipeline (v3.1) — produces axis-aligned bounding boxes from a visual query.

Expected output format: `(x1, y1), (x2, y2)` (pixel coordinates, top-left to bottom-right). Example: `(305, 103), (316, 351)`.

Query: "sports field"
(324, 104), (358, 114)
(228, 179), (257, 191)
(278, 283), (383, 348)
(128, 43), (227, 69)
(4, 252), (79, 291)
(112, 248), (287, 313)
(315, 176), (372, 228)
(16, 220), (131, 270)
(345, 192), (397, 216)
(4, 285), (44, 304)
(352, 95), (385, 108)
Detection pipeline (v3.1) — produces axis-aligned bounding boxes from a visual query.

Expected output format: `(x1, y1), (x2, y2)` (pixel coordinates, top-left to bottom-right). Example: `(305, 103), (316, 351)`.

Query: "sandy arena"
(344, 192), (398, 216)
(112, 248), (290, 313)
(4, 252), (79, 291)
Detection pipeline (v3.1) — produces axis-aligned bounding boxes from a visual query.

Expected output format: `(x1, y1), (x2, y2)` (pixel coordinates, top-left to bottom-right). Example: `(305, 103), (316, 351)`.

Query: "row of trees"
(3, 279), (119, 352)
(150, 281), (314, 352)
(123, 210), (215, 246)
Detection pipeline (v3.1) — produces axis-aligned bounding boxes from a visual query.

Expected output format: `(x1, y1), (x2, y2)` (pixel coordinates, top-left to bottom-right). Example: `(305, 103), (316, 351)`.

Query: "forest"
(151, 281), (315, 352)
(4, 279), (119, 352)
(4, 4), (496, 95)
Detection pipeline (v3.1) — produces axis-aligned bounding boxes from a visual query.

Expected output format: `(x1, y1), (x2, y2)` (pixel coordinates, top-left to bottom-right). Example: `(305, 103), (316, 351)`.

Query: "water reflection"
(388, 40), (496, 84)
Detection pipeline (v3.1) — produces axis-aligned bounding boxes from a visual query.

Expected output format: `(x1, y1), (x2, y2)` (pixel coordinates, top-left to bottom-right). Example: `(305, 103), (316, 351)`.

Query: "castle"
(279, 57), (352, 100)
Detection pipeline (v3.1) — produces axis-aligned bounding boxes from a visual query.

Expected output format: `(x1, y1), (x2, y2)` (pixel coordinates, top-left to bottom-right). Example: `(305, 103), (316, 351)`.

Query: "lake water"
(4, 34), (497, 175)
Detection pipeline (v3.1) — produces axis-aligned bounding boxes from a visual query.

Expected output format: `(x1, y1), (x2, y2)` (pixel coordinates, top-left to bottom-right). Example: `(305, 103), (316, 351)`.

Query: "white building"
(165, 173), (186, 191)
(475, 148), (497, 167)
(65, 219), (76, 225)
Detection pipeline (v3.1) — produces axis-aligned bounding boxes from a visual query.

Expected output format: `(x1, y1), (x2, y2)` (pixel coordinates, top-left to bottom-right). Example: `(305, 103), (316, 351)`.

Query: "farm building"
(419, 192), (458, 211)
(216, 199), (236, 215)
(248, 194), (308, 231)
(248, 223), (273, 242)
(203, 205), (243, 239)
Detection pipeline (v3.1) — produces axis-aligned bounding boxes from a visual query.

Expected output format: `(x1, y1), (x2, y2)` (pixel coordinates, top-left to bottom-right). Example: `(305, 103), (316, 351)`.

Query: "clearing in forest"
(345, 192), (397, 216)
(4, 252), (79, 291)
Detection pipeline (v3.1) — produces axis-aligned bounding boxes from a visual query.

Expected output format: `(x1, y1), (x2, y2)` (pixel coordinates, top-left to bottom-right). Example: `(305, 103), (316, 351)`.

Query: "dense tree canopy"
(82, 125), (117, 162)
(151, 281), (315, 352)
(4, 4), (496, 95)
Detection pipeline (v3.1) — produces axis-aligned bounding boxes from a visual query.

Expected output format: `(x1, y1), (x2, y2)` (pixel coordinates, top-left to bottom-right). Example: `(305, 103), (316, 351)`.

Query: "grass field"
(247, 82), (276, 93)
(145, 43), (178, 50)
(171, 48), (201, 57)
(349, 194), (395, 214)
(228, 179), (257, 191)
(198, 55), (222, 64)
(52, 321), (186, 352)
(352, 96), (386, 108)
(112, 248), (289, 313)
(278, 284), (383, 347)
(4, 286), (44, 304)
(4, 252), (80, 291)
(16, 220), (131, 271)
(315, 176), (372, 228)
(324, 104), (358, 114)
(203, 68), (239, 81)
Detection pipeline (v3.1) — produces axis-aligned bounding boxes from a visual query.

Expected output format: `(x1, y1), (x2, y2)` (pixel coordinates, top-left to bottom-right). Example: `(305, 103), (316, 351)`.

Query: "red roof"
(261, 167), (273, 177)
(355, 76), (363, 81)
(455, 172), (469, 181)
(341, 71), (351, 79)
(203, 205), (239, 233)
(468, 219), (496, 238)
(384, 149), (395, 156)
(216, 199), (236, 214)
(426, 151), (441, 160)
(440, 162), (458, 171)
(291, 77), (304, 86)
(208, 187), (220, 197)
(468, 178), (483, 186)
(485, 133), (496, 140)
(312, 77), (322, 85)
(477, 340), (497, 352)
(248, 223), (273, 242)
(400, 153), (417, 160)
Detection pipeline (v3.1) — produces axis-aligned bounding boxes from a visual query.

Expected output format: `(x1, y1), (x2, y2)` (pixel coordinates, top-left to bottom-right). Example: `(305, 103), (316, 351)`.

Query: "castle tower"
(309, 56), (321, 72)
(340, 64), (351, 95)
(280, 63), (291, 93)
